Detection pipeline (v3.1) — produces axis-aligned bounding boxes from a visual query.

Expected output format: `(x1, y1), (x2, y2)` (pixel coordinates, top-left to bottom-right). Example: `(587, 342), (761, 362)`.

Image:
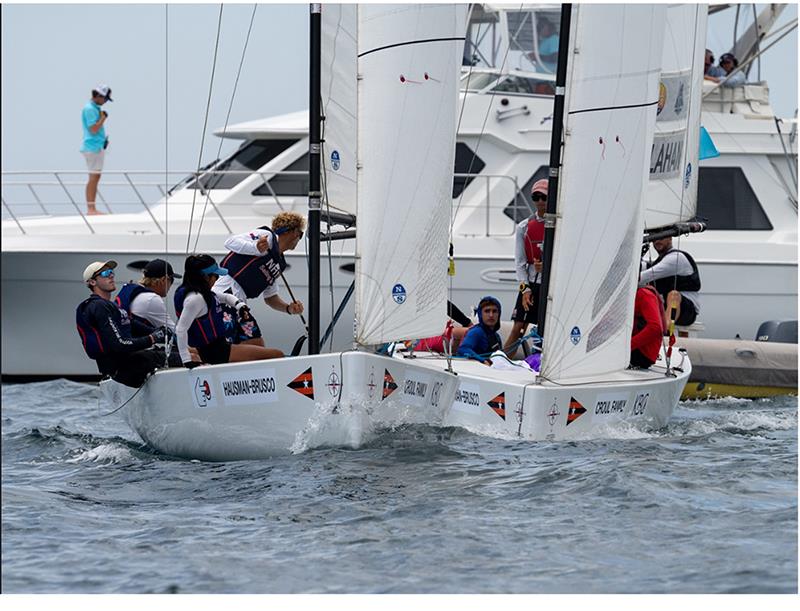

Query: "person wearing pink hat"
(504, 178), (549, 357)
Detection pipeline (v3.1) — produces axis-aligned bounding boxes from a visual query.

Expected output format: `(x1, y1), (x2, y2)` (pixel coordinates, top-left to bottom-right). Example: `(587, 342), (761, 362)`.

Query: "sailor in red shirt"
(630, 285), (665, 368)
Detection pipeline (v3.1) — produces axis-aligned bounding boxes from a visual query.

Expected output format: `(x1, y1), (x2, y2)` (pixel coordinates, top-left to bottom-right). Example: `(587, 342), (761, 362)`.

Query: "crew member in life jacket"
(457, 296), (503, 364)
(175, 254), (284, 368)
(640, 236), (701, 327)
(631, 285), (665, 369)
(504, 178), (548, 357)
(212, 211), (306, 346)
(115, 259), (180, 334)
(76, 260), (169, 387)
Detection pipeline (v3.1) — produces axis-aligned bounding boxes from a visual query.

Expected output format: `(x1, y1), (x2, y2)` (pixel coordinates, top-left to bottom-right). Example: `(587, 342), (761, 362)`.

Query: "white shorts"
(82, 150), (105, 174)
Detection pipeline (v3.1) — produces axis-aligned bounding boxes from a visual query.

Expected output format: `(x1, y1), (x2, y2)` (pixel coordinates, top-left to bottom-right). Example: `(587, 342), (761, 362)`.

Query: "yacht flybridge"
(2, 3), (797, 378)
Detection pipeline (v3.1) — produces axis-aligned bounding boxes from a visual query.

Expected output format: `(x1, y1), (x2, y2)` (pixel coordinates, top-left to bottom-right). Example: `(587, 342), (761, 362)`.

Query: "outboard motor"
(755, 320), (798, 343)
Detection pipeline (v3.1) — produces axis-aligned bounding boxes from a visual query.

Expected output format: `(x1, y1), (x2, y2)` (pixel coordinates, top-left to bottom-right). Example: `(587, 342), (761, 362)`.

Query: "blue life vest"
(221, 227), (287, 299)
(115, 283), (157, 333)
(76, 294), (133, 360)
(174, 286), (226, 347)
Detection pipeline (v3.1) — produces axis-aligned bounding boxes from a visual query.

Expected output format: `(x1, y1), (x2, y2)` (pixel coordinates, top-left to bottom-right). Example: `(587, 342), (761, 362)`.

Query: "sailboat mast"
(308, 3), (322, 354)
(536, 3), (572, 336)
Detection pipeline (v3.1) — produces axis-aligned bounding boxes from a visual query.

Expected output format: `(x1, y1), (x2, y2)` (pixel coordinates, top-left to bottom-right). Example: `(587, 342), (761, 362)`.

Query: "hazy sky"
(2, 2), (797, 176)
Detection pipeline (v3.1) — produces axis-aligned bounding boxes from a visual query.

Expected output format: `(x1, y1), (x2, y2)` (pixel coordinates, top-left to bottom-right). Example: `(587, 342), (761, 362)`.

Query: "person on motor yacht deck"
(212, 212), (306, 347)
(76, 260), (171, 387)
(457, 296), (503, 364)
(175, 254), (283, 369)
(80, 85), (112, 216)
(504, 178), (548, 358)
(706, 52), (746, 87)
(704, 49), (725, 79)
(640, 236), (701, 328)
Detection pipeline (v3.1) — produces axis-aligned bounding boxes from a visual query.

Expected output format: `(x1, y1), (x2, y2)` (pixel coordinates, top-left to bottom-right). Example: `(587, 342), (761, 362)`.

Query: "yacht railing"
(3, 169), (526, 237)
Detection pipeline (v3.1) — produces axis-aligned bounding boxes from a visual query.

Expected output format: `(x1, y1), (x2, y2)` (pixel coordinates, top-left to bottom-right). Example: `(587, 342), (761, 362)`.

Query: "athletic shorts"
(198, 336), (232, 365)
(220, 302), (263, 343)
(510, 286), (541, 325)
(82, 150), (105, 174)
(675, 295), (698, 327)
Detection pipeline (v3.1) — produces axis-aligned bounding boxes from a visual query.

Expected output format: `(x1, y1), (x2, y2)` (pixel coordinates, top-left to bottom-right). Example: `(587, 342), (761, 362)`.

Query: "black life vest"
(115, 283), (157, 333)
(75, 294), (132, 360)
(221, 226), (287, 299)
(646, 248), (701, 296)
(174, 286), (226, 348)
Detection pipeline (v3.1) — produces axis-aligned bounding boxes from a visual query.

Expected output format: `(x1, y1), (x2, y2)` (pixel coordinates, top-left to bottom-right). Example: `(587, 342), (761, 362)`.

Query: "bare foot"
(87, 209), (106, 216)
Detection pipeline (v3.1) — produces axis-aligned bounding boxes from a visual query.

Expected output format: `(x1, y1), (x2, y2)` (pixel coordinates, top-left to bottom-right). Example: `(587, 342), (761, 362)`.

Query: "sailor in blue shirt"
(457, 296), (504, 364)
(80, 84), (112, 215)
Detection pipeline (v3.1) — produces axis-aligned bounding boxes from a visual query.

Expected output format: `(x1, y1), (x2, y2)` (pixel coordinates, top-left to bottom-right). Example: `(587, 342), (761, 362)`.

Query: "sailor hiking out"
(175, 254), (283, 368)
(640, 236), (701, 327)
(76, 260), (174, 387)
(213, 211), (306, 346)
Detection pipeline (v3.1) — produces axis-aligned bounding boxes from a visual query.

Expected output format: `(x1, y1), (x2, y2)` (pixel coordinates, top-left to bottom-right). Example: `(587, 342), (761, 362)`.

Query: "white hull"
(400, 348), (691, 441)
(102, 351), (459, 461)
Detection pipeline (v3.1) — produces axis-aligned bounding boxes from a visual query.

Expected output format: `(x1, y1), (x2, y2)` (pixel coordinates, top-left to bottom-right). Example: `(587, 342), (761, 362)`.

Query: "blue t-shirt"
(81, 101), (106, 153)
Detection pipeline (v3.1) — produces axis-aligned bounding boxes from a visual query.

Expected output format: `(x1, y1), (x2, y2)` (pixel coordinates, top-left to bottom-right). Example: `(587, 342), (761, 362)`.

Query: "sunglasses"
(532, 193), (547, 202)
(94, 269), (115, 278)
(296, 229), (304, 239)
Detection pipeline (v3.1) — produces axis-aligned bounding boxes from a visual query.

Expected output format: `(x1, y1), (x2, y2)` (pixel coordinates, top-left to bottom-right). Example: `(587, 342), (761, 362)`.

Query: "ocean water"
(1, 379), (797, 594)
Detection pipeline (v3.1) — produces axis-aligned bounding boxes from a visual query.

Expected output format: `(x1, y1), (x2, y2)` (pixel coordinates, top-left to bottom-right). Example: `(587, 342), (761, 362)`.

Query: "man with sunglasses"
(704, 49), (724, 79)
(705, 52), (745, 87)
(212, 211), (306, 347)
(76, 260), (169, 387)
(504, 178), (549, 358)
(80, 85), (112, 216)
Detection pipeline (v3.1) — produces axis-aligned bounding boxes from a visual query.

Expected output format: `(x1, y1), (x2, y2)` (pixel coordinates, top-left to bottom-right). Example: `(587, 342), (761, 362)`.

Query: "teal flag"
(699, 126), (720, 160)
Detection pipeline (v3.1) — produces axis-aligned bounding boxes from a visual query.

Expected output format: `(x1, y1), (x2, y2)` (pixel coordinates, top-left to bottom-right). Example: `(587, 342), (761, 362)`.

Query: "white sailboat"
(101, 4), (468, 461)
(401, 4), (693, 440)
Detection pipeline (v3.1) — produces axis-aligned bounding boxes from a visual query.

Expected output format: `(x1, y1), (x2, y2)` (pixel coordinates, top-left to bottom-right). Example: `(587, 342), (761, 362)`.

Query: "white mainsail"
(645, 4), (707, 229)
(349, 4), (466, 345)
(541, 4), (666, 381)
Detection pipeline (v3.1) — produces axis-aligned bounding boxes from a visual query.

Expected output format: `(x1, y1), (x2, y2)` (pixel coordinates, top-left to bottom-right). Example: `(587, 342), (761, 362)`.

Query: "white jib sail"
(321, 4), (358, 215)
(541, 4), (666, 382)
(354, 4), (467, 345)
(645, 4), (707, 229)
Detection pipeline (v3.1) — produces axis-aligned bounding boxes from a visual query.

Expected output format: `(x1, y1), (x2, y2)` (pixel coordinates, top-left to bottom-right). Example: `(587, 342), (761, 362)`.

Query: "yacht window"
(452, 143), (486, 198)
(696, 167), (772, 230)
(191, 139), (297, 190)
(492, 76), (554, 96)
(252, 153), (309, 197)
(460, 71), (500, 91)
(503, 166), (548, 223)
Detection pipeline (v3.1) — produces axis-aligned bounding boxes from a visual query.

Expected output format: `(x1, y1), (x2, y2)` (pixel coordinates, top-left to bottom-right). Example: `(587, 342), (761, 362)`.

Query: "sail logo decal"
(192, 377), (216, 409)
(570, 326), (581, 345)
(330, 150), (341, 171)
(654, 72), (690, 122)
(218, 368), (278, 406)
(382, 369), (398, 400)
(684, 163), (692, 189)
(288, 367), (314, 401)
(650, 133), (684, 179)
(656, 82), (667, 115)
(392, 284), (407, 304)
(566, 396), (586, 426)
(487, 392), (506, 420)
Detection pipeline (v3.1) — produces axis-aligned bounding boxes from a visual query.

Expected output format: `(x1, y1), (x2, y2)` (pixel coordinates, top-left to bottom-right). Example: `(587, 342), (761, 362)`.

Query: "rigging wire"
(186, 4), (225, 254)
(193, 4), (259, 251)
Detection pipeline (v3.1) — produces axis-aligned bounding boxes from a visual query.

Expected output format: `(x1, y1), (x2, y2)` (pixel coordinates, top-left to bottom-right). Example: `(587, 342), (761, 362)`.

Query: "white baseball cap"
(94, 84), (113, 101)
(83, 260), (117, 282)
